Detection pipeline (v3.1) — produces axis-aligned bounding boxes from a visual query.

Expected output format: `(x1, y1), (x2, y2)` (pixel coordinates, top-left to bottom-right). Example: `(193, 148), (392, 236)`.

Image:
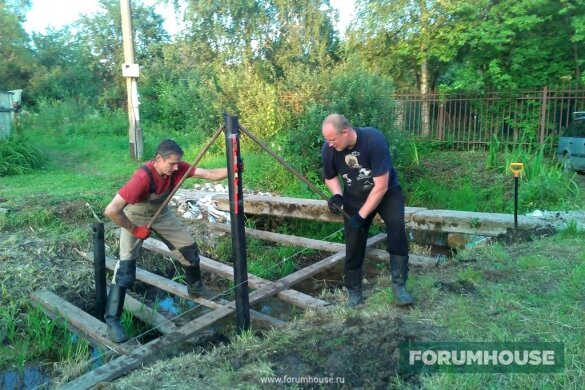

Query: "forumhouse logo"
(399, 342), (564, 373)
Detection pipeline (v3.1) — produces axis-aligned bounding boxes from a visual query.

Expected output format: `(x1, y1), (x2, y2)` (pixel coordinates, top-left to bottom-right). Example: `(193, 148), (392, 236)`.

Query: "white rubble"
(526, 209), (585, 230)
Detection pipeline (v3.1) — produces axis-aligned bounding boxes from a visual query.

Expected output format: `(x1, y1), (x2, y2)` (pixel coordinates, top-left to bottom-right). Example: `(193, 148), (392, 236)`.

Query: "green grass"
(0, 303), (91, 370)
(401, 229), (585, 389)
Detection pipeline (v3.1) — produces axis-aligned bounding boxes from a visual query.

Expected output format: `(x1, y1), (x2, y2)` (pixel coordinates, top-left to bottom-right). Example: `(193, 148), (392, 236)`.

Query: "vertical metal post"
(509, 163), (524, 230)
(514, 176), (519, 229)
(224, 114), (250, 333)
(92, 223), (107, 320)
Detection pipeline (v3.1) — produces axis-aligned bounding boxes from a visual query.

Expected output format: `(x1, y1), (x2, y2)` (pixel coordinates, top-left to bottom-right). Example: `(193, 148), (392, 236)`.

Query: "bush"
(0, 135), (45, 176)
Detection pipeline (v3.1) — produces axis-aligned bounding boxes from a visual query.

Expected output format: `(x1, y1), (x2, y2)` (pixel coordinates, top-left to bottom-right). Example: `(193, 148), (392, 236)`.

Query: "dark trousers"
(343, 186), (409, 271)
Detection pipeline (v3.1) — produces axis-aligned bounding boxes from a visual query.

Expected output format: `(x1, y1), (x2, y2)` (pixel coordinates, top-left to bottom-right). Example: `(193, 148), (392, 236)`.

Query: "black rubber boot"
(104, 284), (128, 343)
(390, 255), (414, 306)
(344, 268), (363, 307)
(184, 265), (217, 301)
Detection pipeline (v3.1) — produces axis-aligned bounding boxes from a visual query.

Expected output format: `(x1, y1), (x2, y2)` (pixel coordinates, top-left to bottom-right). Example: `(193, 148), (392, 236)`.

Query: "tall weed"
(0, 135), (45, 176)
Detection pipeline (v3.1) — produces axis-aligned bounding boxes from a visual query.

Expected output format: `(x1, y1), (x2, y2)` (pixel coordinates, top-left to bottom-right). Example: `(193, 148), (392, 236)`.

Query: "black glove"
(349, 213), (366, 231)
(327, 194), (344, 215)
(237, 158), (244, 173)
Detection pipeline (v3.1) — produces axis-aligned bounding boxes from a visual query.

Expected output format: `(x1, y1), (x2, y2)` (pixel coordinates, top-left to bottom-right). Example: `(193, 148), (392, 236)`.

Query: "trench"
(4, 227), (455, 388)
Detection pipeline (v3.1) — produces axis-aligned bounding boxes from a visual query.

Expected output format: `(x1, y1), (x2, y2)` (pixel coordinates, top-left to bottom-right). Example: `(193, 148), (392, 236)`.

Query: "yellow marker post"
(509, 163), (524, 229)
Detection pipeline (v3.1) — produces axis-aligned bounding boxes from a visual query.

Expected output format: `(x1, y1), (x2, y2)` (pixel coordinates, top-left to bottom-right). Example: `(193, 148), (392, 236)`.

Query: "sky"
(24, 0), (356, 37)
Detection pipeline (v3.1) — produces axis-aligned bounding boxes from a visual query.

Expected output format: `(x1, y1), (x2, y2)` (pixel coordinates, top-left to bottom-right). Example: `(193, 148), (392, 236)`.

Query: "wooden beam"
(142, 238), (332, 309)
(30, 290), (133, 355)
(81, 252), (286, 330)
(61, 234), (385, 390)
(123, 290), (178, 335)
(176, 189), (554, 236)
(206, 222), (441, 267)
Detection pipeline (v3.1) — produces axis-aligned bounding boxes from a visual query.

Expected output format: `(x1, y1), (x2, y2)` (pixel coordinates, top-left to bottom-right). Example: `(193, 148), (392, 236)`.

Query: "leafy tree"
(443, 0), (582, 90)
(69, 0), (169, 107)
(0, 1), (34, 92)
(349, 0), (473, 136)
(182, 0), (339, 73)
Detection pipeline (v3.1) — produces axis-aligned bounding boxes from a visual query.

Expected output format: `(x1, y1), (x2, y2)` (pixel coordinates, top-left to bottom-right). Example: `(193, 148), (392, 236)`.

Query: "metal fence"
(392, 87), (585, 148)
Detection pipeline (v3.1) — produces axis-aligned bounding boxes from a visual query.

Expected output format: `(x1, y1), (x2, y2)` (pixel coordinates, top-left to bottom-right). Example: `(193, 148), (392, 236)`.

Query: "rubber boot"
(390, 255), (414, 306)
(104, 284), (128, 343)
(344, 268), (363, 307)
(184, 265), (217, 301)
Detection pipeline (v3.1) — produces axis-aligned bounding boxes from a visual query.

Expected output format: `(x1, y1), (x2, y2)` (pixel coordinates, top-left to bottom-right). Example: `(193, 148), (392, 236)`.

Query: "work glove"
(349, 213), (366, 231)
(327, 194), (344, 215)
(132, 225), (150, 240)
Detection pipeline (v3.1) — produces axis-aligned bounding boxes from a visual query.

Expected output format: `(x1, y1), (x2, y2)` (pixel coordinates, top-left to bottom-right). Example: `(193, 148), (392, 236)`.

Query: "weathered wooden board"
(142, 238), (332, 309)
(61, 234), (385, 390)
(123, 290), (178, 335)
(29, 290), (133, 355)
(175, 189), (555, 236)
(82, 252), (286, 330)
(206, 222), (441, 267)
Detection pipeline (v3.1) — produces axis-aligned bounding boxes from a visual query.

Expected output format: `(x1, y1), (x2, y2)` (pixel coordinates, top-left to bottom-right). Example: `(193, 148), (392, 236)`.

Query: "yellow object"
(509, 162), (524, 177)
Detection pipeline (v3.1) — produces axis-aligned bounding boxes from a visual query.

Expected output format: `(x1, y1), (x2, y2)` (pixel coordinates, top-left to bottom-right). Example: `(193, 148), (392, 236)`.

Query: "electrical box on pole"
(120, 0), (143, 160)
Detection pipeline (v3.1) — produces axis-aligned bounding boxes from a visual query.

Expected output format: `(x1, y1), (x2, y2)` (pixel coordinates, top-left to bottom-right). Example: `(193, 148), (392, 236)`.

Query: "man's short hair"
(323, 113), (352, 133)
(155, 139), (183, 159)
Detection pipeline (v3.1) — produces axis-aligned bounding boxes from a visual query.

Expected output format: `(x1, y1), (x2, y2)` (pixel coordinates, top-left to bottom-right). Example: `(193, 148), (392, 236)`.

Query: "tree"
(349, 0), (473, 136)
(182, 0), (339, 73)
(443, 0), (582, 90)
(72, 0), (169, 107)
(0, 1), (34, 92)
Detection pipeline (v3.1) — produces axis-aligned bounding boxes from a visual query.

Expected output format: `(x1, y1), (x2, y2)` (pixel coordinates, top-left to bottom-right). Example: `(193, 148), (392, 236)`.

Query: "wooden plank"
(142, 238), (331, 309)
(176, 189), (555, 236)
(82, 252), (286, 330)
(206, 222), (440, 267)
(62, 234), (384, 390)
(29, 290), (133, 355)
(123, 290), (178, 335)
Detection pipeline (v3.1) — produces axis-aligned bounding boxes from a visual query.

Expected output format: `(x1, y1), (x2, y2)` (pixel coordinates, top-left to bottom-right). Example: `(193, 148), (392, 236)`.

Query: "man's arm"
(104, 194), (135, 232)
(192, 167), (228, 181)
(324, 177), (343, 196)
(357, 172), (389, 218)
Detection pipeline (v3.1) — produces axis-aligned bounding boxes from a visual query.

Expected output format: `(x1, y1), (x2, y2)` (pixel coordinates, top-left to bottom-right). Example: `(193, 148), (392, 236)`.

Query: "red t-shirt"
(119, 161), (196, 204)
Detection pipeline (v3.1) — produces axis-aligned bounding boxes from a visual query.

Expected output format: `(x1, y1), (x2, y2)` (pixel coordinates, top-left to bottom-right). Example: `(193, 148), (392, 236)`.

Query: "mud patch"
(230, 312), (441, 388)
(434, 280), (477, 294)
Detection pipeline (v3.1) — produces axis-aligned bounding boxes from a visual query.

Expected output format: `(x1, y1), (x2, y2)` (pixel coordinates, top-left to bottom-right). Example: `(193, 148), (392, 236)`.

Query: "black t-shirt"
(322, 127), (399, 208)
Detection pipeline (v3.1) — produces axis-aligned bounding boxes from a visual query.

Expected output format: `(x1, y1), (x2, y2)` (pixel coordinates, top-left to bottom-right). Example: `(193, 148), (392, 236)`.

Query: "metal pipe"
(92, 222), (107, 320)
(239, 124), (352, 220)
(514, 176), (519, 229)
(224, 114), (250, 333)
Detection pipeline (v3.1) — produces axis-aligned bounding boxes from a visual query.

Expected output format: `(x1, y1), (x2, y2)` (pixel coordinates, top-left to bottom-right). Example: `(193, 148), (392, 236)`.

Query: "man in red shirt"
(103, 139), (231, 342)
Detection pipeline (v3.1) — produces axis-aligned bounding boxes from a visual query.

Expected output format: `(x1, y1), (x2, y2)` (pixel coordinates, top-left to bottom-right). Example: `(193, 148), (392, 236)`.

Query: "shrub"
(0, 135), (45, 176)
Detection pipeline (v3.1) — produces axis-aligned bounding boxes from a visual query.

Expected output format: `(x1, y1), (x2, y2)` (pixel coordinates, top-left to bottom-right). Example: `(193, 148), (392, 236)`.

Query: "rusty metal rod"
(130, 124), (225, 251)
(239, 124), (351, 220)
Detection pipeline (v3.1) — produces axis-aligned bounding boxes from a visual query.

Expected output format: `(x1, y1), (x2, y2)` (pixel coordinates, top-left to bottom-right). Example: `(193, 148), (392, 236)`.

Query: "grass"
(0, 303), (91, 371)
(2, 101), (585, 387)
(404, 226), (585, 389)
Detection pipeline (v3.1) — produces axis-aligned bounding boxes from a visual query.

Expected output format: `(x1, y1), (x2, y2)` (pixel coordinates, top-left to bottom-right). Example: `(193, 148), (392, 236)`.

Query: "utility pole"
(120, 0), (143, 160)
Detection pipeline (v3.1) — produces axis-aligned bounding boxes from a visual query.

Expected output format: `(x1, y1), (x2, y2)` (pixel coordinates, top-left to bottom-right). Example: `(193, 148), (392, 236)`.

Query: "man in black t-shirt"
(321, 114), (414, 307)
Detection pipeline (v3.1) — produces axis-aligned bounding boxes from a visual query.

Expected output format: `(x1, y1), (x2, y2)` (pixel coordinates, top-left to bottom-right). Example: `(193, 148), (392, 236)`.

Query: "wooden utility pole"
(120, 0), (143, 160)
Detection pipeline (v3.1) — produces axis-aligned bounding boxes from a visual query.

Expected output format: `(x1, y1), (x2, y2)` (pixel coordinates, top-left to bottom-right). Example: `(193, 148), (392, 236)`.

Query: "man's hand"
(327, 194), (344, 215)
(349, 213), (365, 231)
(132, 225), (150, 240)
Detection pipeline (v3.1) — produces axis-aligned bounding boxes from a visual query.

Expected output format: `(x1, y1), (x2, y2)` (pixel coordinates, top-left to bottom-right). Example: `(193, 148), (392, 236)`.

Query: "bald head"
(322, 114), (352, 134)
